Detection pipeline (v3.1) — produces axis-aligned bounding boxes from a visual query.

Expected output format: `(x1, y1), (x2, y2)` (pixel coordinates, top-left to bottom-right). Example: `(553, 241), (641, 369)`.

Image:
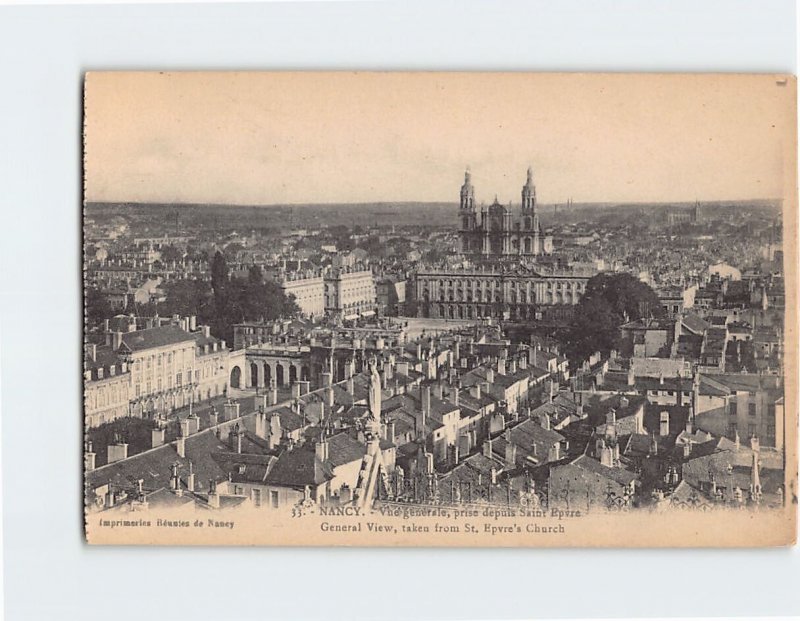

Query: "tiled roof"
(570, 454), (637, 486)
(265, 448), (333, 487)
(326, 432), (368, 468)
(120, 325), (195, 352)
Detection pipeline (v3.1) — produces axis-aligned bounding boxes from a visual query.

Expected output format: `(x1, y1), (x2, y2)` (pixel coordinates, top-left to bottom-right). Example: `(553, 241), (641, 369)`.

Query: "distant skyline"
(84, 72), (795, 206)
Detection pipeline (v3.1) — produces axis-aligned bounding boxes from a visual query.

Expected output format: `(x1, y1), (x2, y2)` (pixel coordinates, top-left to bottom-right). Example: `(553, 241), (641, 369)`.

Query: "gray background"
(0, 1), (798, 619)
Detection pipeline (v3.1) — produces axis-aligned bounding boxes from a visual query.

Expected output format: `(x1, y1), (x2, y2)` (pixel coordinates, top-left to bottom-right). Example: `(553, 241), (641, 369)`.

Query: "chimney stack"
(107, 441), (128, 464)
(151, 427), (165, 448)
(659, 411), (670, 437)
(186, 461), (196, 492)
(486, 367), (495, 384)
(176, 435), (186, 458)
(497, 358), (506, 376)
(111, 331), (123, 351)
(291, 381), (301, 401)
(207, 480), (220, 508)
(315, 437), (329, 462)
(223, 400), (240, 422)
(84, 441), (96, 471)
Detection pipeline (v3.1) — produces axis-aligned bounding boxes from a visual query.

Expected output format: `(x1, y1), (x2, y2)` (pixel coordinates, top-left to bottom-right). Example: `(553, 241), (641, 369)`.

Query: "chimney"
(519, 355), (527, 370)
(176, 435), (186, 458)
(189, 315), (197, 331)
(599, 440), (614, 467)
(486, 367), (495, 384)
(750, 436), (760, 453)
(685, 418), (693, 434)
(255, 411), (266, 439)
(470, 383), (481, 400)
(207, 480), (220, 509)
(539, 412), (550, 431)
(208, 408), (218, 428)
(659, 372), (665, 386)
(606, 409), (616, 425)
(683, 442), (691, 458)
(484, 436), (494, 458)
(659, 411), (670, 437)
(321, 371), (332, 387)
(84, 441), (96, 471)
(111, 331), (123, 351)
(436, 381), (444, 400)
(268, 413), (282, 450)
(416, 343), (422, 360)
(509, 358), (517, 374)
(452, 386), (460, 407)
(421, 384), (431, 417)
(346, 375), (354, 396)
(180, 418), (191, 439)
(505, 439), (517, 468)
(85, 343), (97, 362)
(497, 358), (506, 376)
(386, 420), (396, 444)
(151, 427), (165, 448)
(291, 381), (301, 401)
(186, 461), (196, 492)
(202, 325), (211, 338)
(417, 385), (430, 439)
(223, 400), (240, 421)
(107, 441), (128, 464)
(269, 381), (278, 406)
(300, 380), (311, 395)
(170, 462), (180, 491)
(627, 365), (635, 386)
(315, 437), (329, 462)
(619, 396), (629, 410)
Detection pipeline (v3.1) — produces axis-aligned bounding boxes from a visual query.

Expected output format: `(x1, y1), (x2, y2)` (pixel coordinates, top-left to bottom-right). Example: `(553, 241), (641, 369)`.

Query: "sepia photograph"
(82, 71), (797, 546)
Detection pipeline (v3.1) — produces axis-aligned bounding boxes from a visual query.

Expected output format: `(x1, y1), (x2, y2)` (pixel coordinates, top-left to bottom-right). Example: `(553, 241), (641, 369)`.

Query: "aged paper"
(83, 72), (797, 546)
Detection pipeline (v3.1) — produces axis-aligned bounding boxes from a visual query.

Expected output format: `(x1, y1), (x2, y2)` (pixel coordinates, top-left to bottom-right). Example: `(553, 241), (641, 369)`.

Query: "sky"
(84, 72), (795, 205)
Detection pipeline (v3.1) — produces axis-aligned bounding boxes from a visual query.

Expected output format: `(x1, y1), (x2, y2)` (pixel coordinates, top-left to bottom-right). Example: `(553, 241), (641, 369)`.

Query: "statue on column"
(367, 357), (382, 441)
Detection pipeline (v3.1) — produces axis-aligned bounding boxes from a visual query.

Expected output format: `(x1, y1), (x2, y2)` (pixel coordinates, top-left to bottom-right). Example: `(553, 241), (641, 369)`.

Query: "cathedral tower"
(521, 166), (536, 215)
(459, 167), (478, 253)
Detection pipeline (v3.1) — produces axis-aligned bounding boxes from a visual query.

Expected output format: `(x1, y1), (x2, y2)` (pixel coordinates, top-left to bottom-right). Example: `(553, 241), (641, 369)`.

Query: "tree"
(564, 272), (664, 367)
(85, 287), (113, 328)
(160, 244), (183, 264)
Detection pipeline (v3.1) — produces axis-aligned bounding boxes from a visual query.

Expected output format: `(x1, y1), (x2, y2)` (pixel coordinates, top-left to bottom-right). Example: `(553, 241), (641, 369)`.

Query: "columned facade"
(414, 268), (588, 322)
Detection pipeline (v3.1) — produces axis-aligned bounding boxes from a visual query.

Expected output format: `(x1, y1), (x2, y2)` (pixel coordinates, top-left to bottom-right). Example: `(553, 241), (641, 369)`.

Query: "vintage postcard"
(83, 72), (797, 546)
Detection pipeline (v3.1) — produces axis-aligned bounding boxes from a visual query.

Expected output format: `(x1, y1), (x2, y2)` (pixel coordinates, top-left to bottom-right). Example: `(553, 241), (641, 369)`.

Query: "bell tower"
(459, 167), (477, 253)
(521, 166), (536, 215)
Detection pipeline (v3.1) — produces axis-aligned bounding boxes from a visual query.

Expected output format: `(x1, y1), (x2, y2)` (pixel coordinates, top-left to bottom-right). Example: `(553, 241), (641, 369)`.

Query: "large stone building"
(415, 265), (590, 321)
(458, 167), (553, 257)
(280, 271), (325, 318)
(324, 266), (377, 320)
(84, 315), (236, 426)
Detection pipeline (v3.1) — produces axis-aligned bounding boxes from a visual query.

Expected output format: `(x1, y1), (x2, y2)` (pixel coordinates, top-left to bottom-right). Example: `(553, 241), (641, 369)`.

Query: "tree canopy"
(564, 272), (664, 367)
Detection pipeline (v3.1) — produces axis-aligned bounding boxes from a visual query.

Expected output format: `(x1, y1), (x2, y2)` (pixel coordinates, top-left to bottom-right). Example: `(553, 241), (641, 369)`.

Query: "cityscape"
(83, 165), (789, 520)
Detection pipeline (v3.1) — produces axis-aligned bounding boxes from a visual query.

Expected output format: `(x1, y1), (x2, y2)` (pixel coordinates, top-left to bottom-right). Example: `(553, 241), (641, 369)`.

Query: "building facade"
(414, 266), (589, 321)
(280, 272), (325, 318)
(324, 267), (377, 319)
(458, 167), (553, 257)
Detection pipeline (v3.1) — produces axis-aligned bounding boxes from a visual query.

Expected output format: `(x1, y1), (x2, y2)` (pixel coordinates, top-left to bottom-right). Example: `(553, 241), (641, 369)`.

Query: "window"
(748, 423), (756, 437)
(234, 485), (244, 495)
(748, 403), (756, 417)
(176, 372), (182, 387)
(729, 402), (737, 416)
(271, 491), (279, 508)
(135, 383), (141, 397)
(252, 489), (262, 507)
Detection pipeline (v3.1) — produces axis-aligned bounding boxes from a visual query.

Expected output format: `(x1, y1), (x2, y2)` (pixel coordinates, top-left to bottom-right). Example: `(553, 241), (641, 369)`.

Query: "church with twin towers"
(458, 166), (553, 257)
